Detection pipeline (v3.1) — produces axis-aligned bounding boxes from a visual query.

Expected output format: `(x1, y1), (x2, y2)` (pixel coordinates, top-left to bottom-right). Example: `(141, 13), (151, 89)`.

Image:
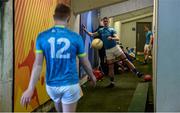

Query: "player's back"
(36, 25), (85, 87)
(146, 31), (153, 44)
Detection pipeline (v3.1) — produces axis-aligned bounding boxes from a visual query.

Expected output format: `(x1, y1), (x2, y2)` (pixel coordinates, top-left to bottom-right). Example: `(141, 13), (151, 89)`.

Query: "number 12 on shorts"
(48, 37), (71, 59)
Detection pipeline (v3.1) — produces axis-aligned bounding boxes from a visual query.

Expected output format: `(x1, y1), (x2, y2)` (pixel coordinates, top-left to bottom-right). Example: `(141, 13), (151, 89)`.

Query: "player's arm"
(82, 24), (98, 37)
(21, 35), (44, 106)
(77, 35), (96, 86)
(108, 33), (120, 41)
(111, 34), (120, 41)
(150, 34), (153, 45)
(79, 55), (96, 86)
(20, 53), (44, 106)
(108, 28), (119, 41)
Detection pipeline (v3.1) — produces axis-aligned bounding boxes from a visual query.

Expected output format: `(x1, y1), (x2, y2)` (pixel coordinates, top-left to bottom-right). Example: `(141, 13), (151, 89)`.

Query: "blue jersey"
(145, 31), (153, 44)
(36, 25), (86, 87)
(97, 27), (117, 49)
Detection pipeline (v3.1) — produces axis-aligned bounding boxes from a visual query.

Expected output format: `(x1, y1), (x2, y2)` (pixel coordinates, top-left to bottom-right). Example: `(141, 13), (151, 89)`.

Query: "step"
(128, 82), (149, 112)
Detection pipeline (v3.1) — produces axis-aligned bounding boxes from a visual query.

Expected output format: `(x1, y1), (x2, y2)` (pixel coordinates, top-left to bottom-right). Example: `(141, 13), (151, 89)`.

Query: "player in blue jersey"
(83, 17), (143, 88)
(21, 4), (96, 112)
(143, 25), (153, 64)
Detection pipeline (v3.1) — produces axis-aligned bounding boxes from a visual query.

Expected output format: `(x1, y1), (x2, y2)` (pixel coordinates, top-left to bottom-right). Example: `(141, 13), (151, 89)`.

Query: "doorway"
(136, 22), (152, 53)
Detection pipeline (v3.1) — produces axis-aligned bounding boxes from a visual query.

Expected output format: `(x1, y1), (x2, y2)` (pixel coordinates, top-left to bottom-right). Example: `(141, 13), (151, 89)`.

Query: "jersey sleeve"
(36, 34), (43, 54)
(148, 32), (153, 39)
(150, 32), (153, 36)
(76, 35), (86, 58)
(111, 28), (117, 35)
(97, 28), (102, 36)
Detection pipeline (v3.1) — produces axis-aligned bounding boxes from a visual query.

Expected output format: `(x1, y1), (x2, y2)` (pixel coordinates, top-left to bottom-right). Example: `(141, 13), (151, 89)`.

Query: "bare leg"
(107, 60), (114, 78)
(119, 53), (135, 69)
(118, 53), (143, 77)
(54, 102), (62, 112)
(144, 49), (149, 64)
(106, 60), (115, 88)
(62, 102), (77, 113)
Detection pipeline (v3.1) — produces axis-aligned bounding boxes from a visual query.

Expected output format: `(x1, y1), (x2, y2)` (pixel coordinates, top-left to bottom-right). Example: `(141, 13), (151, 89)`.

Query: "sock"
(110, 77), (115, 84)
(144, 59), (147, 63)
(132, 68), (138, 75)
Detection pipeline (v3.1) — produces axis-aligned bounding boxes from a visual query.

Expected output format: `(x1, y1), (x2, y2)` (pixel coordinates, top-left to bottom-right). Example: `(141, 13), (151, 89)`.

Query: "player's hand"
(20, 88), (34, 107)
(89, 76), (97, 87)
(108, 36), (113, 40)
(82, 24), (86, 31)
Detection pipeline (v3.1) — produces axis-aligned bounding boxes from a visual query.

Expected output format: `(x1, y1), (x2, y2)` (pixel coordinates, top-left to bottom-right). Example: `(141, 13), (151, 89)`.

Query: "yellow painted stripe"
(78, 53), (87, 57)
(55, 25), (65, 28)
(36, 50), (43, 53)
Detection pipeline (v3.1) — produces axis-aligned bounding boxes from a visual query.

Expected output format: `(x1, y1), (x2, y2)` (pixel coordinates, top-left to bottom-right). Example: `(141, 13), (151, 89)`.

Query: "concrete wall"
(0, 0), (13, 111)
(0, 3), (2, 85)
(100, 0), (153, 18)
(152, 0), (158, 110)
(156, 0), (180, 111)
(120, 16), (153, 49)
(114, 21), (121, 38)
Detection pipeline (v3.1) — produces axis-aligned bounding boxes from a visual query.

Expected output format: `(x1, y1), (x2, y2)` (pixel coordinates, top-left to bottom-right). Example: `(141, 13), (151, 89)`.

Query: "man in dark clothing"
(94, 19), (107, 75)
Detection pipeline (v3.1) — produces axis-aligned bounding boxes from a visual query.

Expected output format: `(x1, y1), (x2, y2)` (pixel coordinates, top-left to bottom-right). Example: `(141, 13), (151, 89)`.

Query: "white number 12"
(48, 37), (70, 59)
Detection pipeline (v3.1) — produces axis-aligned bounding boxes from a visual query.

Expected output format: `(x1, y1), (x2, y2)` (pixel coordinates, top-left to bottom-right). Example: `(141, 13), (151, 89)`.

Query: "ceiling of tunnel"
(71, 0), (128, 14)
(113, 6), (153, 22)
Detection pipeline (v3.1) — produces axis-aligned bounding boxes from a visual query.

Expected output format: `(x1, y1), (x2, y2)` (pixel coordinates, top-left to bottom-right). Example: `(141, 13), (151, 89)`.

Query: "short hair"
(54, 4), (71, 20)
(144, 24), (150, 30)
(102, 17), (109, 20)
